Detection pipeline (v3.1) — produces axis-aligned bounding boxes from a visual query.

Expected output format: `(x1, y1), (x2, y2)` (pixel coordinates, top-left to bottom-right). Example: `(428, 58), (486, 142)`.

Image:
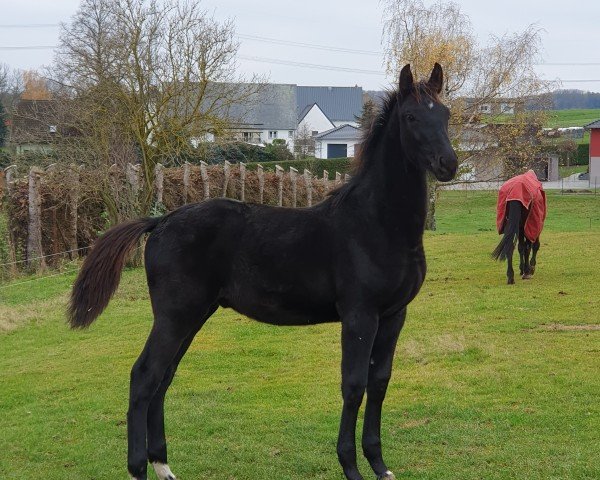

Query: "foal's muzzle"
(429, 153), (458, 182)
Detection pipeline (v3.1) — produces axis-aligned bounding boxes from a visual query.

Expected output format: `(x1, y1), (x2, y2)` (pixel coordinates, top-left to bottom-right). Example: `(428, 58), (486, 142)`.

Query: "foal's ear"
(428, 63), (444, 94)
(399, 64), (414, 97)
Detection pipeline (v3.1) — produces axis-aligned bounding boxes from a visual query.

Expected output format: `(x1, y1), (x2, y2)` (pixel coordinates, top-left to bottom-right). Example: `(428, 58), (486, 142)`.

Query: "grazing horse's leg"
(146, 304), (217, 480)
(337, 309), (379, 480)
(522, 239), (533, 279)
(506, 241), (515, 285)
(128, 321), (193, 480)
(530, 238), (540, 274)
(362, 308), (406, 480)
(518, 235), (526, 277)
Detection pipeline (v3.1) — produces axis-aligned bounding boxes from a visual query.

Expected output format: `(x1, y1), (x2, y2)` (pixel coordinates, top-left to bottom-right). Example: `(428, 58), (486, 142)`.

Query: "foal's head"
(396, 63), (458, 182)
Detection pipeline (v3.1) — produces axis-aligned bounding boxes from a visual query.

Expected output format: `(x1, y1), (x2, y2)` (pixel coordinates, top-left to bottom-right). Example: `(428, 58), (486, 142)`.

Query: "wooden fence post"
(345, 173), (351, 183)
(335, 171), (342, 186)
(257, 164), (264, 204)
(68, 164), (80, 259)
(200, 161), (210, 200)
(304, 169), (312, 207)
(183, 162), (191, 204)
(126, 163), (140, 196)
(275, 165), (284, 206)
(4, 165), (17, 193)
(27, 167), (45, 272)
(3, 165), (18, 274)
(290, 167), (298, 207)
(154, 163), (164, 204)
(223, 160), (231, 197)
(239, 162), (246, 201)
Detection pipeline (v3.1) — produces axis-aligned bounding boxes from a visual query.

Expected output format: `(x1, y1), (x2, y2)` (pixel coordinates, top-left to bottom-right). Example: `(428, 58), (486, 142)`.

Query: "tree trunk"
(425, 174), (438, 231)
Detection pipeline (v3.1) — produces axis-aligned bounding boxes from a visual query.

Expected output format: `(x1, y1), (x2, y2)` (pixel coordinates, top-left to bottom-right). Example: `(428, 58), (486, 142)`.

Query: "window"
(478, 104), (491, 113)
(268, 130), (278, 139)
(500, 103), (515, 114)
(312, 130), (318, 136)
(49, 125), (57, 133)
(288, 130), (294, 138)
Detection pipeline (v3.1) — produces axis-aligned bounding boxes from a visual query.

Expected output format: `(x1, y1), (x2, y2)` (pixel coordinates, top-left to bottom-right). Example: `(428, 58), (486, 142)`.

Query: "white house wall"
(590, 157), (600, 186)
(298, 105), (335, 134)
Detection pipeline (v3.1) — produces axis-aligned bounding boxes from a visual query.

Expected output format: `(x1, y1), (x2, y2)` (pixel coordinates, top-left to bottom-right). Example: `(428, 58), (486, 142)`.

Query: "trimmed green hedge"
(576, 143), (589, 165)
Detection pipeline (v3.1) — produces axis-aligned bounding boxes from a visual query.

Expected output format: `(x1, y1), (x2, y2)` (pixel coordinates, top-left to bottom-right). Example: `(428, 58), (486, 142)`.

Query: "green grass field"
(545, 109), (600, 128)
(1, 191), (599, 479)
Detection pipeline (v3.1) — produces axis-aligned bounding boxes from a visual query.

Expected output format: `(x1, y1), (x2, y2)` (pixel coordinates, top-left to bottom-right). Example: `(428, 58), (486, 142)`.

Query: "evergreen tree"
(0, 102), (7, 148)
(357, 98), (377, 132)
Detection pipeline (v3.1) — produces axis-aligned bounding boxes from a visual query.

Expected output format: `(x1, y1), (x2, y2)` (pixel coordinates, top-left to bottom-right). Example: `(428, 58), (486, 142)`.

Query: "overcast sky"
(1, 0), (599, 93)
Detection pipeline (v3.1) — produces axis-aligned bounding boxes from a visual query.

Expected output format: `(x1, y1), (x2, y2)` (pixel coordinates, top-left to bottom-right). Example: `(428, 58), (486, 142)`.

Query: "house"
(10, 99), (60, 154)
(225, 84), (298, 146)
(464, 97), (525, 116)
(314, 124), (361, 159)
(296, 86), (363, 158)
(584, 119), (600, 184)
(297, 86), (363, 128)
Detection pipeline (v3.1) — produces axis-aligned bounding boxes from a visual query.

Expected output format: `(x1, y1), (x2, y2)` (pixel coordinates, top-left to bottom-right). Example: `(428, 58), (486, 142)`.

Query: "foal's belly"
(219, 265), (339, 326)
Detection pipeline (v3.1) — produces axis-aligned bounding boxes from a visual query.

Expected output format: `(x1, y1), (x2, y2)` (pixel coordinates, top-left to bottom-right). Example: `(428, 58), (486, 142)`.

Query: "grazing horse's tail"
(492, 200), (521, 261)
(68, 217), (161, 329)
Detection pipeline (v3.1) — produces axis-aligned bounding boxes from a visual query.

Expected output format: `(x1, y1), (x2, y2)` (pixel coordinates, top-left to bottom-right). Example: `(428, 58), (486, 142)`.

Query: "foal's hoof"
(507, 278), (515, 285)
(152, 462), (176, 480)
(377, 471), (397, 480)
(522, 273), (533, 280)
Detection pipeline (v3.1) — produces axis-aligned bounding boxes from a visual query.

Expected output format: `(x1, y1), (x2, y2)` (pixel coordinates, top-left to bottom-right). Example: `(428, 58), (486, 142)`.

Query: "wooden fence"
(1, 162), (351, 274)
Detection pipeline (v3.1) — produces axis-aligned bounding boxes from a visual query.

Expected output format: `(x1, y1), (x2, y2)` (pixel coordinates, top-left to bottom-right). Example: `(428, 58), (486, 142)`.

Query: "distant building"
(464, 97), (525, 116)
(314, 124), (361, 159)
(584, 119), (600, 184)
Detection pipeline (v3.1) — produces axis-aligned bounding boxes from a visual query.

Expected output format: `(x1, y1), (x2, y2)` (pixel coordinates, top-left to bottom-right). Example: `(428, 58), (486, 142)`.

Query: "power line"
(238, 34), (382, 56)
(239, 55), (386, 75)
(0, 23), (60, 28)
(0, 45), (56, 50)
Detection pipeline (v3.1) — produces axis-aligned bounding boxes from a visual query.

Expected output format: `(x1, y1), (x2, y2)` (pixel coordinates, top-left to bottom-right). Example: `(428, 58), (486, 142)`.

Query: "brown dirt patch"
(539, 324), (600, 332)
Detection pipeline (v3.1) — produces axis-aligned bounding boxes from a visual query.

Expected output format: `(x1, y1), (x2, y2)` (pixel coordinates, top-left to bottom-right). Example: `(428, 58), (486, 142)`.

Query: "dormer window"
(49, 125), (57, 133)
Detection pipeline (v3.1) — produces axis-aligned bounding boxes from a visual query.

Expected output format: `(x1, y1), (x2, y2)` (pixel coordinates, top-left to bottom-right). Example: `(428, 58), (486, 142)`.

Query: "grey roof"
(297, 86), (363, 122)
(228, 84), (297, 130)
(315, 124), (361, 140)
(583, 119), (600, 129)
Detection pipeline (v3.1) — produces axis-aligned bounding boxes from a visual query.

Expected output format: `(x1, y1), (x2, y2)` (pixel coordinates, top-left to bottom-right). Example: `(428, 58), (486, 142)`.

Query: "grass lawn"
(1, 191), (599, 479)
(545, 109), (600, 128)
(559, 165), (588, 179)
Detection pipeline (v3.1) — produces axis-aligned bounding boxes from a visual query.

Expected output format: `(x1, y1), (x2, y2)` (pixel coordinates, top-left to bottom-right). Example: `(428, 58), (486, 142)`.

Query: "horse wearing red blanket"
(492, 170), (547, 284)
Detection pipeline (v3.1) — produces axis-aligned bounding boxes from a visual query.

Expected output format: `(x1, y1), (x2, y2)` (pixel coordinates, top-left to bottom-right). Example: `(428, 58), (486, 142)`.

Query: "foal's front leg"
(362, 308), (406, 480)
(337, 309), (379, 480)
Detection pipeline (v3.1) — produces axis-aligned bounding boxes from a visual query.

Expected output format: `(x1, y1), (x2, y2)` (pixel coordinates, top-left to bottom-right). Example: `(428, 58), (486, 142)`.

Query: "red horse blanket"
(496, 170), (547, 242)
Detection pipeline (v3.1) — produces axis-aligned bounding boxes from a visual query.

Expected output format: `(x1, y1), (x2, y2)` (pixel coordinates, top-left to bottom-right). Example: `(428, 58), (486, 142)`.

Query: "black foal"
(69, 64), (458, 480)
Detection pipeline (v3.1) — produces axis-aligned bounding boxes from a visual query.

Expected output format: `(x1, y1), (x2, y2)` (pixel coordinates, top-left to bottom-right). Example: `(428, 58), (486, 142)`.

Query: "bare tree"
(52, 0), (263, 214)
(293, 123), (316, 159)
(381, 0), (554, 228)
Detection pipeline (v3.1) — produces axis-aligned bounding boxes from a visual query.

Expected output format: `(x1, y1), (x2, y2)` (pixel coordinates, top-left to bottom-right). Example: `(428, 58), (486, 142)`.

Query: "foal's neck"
(355, 112), (428, 241)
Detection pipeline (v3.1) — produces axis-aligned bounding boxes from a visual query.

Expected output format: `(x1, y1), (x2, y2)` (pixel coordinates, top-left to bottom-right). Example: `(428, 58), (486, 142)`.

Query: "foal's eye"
(405, 113), (416, 122)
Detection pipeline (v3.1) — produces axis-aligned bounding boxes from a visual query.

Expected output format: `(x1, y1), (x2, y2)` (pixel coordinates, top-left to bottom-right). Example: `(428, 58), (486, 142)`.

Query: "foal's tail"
(492, 200), (521, 261)
(68, 217), (161, 329)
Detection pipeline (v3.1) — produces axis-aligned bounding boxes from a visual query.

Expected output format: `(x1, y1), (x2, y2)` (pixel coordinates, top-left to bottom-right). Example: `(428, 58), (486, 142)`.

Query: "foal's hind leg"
(128, 322), (191, 479)
(362, 308), (406, 480)
(146, 305), (217, 480)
